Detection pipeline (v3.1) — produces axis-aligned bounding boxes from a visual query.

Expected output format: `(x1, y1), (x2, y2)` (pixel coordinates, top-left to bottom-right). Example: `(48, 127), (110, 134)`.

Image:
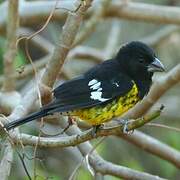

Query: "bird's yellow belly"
(73, 84), (139, 125)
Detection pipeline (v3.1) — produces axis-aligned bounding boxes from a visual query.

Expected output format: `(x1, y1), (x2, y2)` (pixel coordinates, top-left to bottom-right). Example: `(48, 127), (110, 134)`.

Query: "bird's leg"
(91, 124), (104, 137)
(119, 119), (134, 134)
(61, 116), (76, 134)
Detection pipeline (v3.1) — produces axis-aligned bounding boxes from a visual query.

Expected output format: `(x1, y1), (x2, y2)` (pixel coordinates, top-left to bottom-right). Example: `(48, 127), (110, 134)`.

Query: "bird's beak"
(148, 58), (165, 72)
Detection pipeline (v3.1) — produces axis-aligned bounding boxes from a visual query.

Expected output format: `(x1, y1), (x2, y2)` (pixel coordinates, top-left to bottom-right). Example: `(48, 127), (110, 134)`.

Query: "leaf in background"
(0, 36), (5, 74)
(14, 49), (27, 68)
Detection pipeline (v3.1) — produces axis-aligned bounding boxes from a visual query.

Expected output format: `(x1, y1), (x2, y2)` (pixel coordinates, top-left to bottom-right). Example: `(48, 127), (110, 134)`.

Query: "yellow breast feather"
(73, 83), (139, 125)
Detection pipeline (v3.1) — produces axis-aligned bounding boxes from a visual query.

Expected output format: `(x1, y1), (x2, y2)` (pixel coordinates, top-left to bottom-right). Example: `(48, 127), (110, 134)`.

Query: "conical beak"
(148, 58), (165, 72)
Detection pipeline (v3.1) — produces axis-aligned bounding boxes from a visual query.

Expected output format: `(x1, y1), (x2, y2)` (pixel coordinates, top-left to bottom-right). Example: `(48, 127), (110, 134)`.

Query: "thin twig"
(16, 151), (32, 180)
(147, 123), (180, 133)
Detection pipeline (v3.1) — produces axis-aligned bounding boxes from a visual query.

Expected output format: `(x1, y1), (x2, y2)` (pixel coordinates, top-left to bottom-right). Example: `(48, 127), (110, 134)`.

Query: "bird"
(4, 41), (165, 131)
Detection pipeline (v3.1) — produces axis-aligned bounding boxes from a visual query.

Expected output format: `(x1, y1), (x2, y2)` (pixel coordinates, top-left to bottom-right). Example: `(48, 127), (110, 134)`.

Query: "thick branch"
(0, 141), (13, 180)
(118, 131), (180, 169)
(105, 1), (180, 25)
(9, 108), (163, 147)
(2, 0), (19, 91)
(2, 0), (180, 34)
(41, 0), (93, 87)
(93, 158), (166, 180)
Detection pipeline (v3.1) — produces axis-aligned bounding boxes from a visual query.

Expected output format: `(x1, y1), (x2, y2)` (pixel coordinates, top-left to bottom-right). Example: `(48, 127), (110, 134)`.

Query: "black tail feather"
(4, 109), (49, 131)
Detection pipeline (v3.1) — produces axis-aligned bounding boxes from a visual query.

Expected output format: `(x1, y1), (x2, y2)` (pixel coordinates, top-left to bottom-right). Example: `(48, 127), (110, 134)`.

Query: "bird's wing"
(49, 62), (134, 113)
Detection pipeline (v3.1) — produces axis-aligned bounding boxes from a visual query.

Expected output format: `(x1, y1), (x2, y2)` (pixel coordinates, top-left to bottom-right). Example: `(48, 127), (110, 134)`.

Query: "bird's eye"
(139, 58), (144, 63)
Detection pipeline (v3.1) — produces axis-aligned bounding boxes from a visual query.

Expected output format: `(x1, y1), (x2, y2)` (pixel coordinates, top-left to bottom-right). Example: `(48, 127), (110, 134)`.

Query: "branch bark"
(2, 0), (19, 91)
(8, 108), (163, 148)
(41, 0), (93, 87)
(0, 141), (14, 180)
(118, 131), (180, 169)
(93, 158), (166, 180)
(2, 0), (180, 34)
(105, 1), (180, 25)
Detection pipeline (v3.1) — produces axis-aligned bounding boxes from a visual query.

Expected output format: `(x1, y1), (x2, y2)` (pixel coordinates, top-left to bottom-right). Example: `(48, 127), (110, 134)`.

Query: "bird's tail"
(4, 109), (49, 131)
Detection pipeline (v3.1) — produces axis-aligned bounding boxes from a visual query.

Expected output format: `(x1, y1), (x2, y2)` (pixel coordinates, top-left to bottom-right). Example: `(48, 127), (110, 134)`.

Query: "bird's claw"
(91, 124), (104, 138)
(119, 119), (134, 134)
(60, 116), (77, 134)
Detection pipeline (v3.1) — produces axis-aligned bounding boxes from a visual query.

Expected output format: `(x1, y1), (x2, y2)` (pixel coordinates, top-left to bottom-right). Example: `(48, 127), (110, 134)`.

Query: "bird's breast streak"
(72, 83), (139, 125)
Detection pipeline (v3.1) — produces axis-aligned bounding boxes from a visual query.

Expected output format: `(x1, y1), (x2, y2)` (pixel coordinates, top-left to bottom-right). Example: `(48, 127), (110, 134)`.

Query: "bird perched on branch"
(4, 41), (165, 131)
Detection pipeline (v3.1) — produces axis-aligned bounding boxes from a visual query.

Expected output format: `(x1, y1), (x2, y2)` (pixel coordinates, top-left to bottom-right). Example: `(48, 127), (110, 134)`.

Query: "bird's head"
(116, 41), (165, 80)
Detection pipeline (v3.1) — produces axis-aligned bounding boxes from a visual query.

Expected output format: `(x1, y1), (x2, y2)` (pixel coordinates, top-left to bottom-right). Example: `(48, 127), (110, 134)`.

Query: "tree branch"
(41, 0), (93, 87)
(0, 140), (14, 180)
(9, 107), (163, 147)
(118, 131), (180, 169)
(2, 0), (19, 91)
(93, 157), (166, 180)
(105, 1), (180, 25)
(2, 0), (180, 34)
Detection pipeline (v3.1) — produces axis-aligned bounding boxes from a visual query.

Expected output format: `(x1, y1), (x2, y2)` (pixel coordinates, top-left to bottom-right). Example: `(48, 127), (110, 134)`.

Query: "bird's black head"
(116, 41), (165, 98)
(116, 41), (165, 81)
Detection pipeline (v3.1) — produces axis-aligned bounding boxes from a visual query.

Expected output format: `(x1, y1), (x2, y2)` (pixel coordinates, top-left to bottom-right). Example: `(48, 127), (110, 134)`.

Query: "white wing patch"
(115, 82), (119, 87)
(88, 79), (109, 102)
(90, 82), (101, 90)
(90, 92), (109, 102)
(88, 79), (98, 86)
